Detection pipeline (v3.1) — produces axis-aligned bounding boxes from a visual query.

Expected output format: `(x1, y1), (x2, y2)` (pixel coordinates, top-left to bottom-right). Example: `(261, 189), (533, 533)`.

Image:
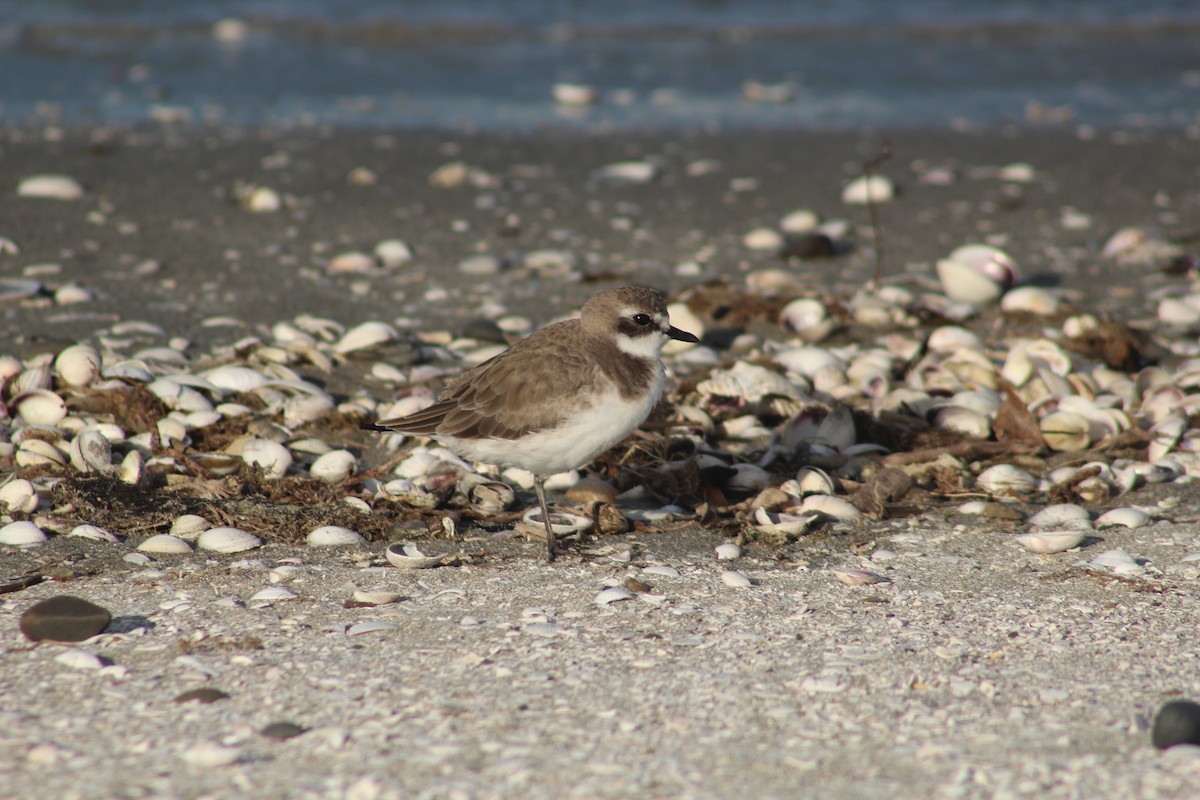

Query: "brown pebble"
(623, 577), (653, 594)
(981, 502), (1025, 521)
(174, 687), (230, 704)
(260, 721), (307, 740)
(566, 477), (618, 503)
(19, 595), (112, 642)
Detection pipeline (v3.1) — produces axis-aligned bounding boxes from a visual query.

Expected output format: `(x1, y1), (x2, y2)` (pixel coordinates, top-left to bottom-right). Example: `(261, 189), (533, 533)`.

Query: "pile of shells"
(2, 242), (1199, 559)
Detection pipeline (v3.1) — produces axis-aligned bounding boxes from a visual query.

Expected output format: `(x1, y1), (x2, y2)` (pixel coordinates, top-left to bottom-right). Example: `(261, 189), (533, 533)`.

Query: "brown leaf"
(993, 383), (1045, 446)
(850, 467), (915, 518)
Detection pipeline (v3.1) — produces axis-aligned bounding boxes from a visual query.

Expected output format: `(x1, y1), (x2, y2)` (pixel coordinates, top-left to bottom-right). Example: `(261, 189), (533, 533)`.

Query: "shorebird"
(366, 286), (698, 560)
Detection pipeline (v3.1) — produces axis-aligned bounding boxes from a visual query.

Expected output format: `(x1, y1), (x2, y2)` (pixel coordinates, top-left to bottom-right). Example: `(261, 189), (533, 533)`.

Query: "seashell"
(306, 526), (365, 547)
(1027, 504), (1091, 528)
(1148, 414), (1186, 462)
(1096, 508), (1151, 529)
(1015, 531), (1086, 554)
(937, 244), (1018, 306)
(976, 464), (1038, 494)
(54, 284), (93, 305)
(456, 474), (516, 515)
(13, 389), (67, 426)
(18, 174), (85, 200)
(281, 390), (335, 427)
(1001, 286), (1060, 315)
(800, 494), (862, 521)
(781, 404), (856, 452)
(520, 508), (593, 537)
(841, 174), (894, 205)
(779, 298), (835, 343)
(831, 568), (889, 586)
(334, 321), (397, 354)
(727, 463), (771, 493)
(566, 477), (619, 503)
(594, 161), (658, 184)
(594, 587), (635, 606)
(0, 478), (40, 513)
(1039, 411), (1092, 452)
(170, 514), (210, 538)
(751, 509), (817, 537)
(927, 325), (983, 352)
(697, 361), (806, 402)
(11, 364), (53, 394)
(309, 449), (357, 483)
(743, 227), (784, 251)
(932, 406), (992, 439)
(351, 589), (405, 606)
(328, 251), (376, 273)
(720, 570), (754, 588)
(197, 527), (262, 553)
(156, 417), (189, 447)
(200, 365), (269, 393)
(385, 542), (452, 570)
(147, 378), (213, 413)
(243, 185), (281, 212)
(772, 346), (846, 379)
(794, 467), (836, 496)
(347, 620), (399, 636)
(714, 542), (742, 561)
(54, 344), (101, 387)
(1158, 296), (1200, 327)
(119, 450), (144, 485)
(137, 534), (193, 554)
(69, 428), (113, 472)
(249, 586), (298, 606)
(55, 650), (105, 670)
(780, 208), (820, 234)
(16, 438), (68, 468)
(1089, 548), (1144, 576)
(240, 438), (292, 479)
(375, 239), (414, 268)
(0, 520), (48, 546)
(552, 82), (596, 106)
(68, 524), (120, 542)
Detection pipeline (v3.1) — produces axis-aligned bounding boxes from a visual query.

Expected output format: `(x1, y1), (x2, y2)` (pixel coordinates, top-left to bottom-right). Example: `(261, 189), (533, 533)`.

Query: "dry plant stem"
(863, 138), (895, 287)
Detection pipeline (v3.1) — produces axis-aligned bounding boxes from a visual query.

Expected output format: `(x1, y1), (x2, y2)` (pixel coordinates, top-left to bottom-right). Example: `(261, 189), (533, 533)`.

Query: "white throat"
(616, 330), (667, 359)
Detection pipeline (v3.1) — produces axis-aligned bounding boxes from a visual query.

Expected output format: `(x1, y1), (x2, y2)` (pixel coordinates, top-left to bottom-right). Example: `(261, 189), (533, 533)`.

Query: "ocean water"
(0, 0), (1197, 131)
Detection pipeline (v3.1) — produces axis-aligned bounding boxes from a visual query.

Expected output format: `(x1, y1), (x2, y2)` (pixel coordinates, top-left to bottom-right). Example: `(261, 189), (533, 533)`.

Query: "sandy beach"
(3, 123), (1200, 799)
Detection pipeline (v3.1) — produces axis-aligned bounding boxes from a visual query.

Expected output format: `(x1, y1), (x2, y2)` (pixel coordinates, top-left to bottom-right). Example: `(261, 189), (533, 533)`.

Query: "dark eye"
(633, 313), (653, 326)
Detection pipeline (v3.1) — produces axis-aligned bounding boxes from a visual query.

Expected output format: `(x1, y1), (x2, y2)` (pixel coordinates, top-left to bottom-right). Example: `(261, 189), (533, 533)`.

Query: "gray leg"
(534, 476), (557, 561)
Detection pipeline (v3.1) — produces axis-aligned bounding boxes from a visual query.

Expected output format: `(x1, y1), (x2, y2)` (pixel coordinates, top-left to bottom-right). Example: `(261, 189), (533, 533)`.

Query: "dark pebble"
(779, 232), (836, 260)
(1152, 700), (1200, 749)
(174, 687), (231, 704)
(460, 317), (507, 343)
(260, 721), (307, 740)
(19, 595), (112, 642)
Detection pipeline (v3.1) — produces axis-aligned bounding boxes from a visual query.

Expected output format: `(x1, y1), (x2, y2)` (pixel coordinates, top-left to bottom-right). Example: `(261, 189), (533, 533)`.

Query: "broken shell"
(976, 464), (1038, 494)
(306, 526), (365, 547)
(1096, 507), (1151, 529)
(594, 587), (635, 606)
(309, 449), (357, 483)
(0, 479), (40, 513)
(831, 568), (889, 586)
(197, 527), (262, 553)
(351, 589), (405, 606)
(459, 474), (516, 515)
(1015, 531), (1086, 554)
(240, 438), (292, 479)
(16, 439), (68, 468)
(250, 586), (298, 606)
(137, 534), (193, 554)
(385, 542), (451, 569)
(794, 467), (836, 496)
(68, 524), (120, 542)
(13, 389), (67, 426)
(0, 520), (48, 546)
(751, 509), (818, 537)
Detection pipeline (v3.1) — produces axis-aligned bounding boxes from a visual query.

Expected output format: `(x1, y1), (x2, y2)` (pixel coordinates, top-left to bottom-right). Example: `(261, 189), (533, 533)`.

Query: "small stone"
(1153, 700), (1200, 749)
(460, 317), (507, 343)
(457, 254), (505, 275)
(260, 721), (308, 740)
(566, 477), (619, 503)
(174, 687), (230, 704)
(182, 742), (242, 767)
(20, 595), (112, 642)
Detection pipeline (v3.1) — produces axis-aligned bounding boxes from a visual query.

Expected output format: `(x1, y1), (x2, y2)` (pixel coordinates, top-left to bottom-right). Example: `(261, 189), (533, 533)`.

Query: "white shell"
(0, 520), (48, 546)
(309, 449), (357, 483)
(334, 321), (397, 354)
(1027, 504), (1091, 528)
(552, 82), (597, 106)
(594, 587), (635, 606)
(54, 650), (105, 670)
(197, 527), (262, 553)
(147, 378), (213, 413)
(841, 174), (894, 205)
(831, 568), (890, 586)
(69, 429), (113, 472)
(800, 494), (862, 521)
(743, 227), (784, 251)
(1015, 531), (1086, 554)
(119, 450), (144, 485)
(374, 239), (414, 268)
(1040, 411), (1092, 452)
(779, 298), (834, 342)
(328, 251), (376, 273)
(351, 589), (405, 605)
(15, 439), (68, 468)
(201, 365), (269, 393)
(1088, 548), (1144, 576)
(170, 514), (209, 538)
(780, 208), (820, 233)
(385, 542), (449, 570)
(13, 389), (67, 426)
(521, 508), (594, 536)
(18, 174), (85, 200)
(1001, 286), (1060, 315)
(1095, 508), (1151, 529)
(347, 620), (400, 636)
(714, 542), (742, 561)
(68, 524), (120, 542)
(751, 508), (817, 537)
(282, 392), (335, 427)
(720, 570), (753, 588)
(306, 526), (365, 547)
(595, 161), (658, 184)
(0, 478), (40, 513)
(932, 406), (992, 439)
(54, 344), (101, 387)
(240, 438), (292, 479)
(243, 185), (281, 213)
(137, 533), (193, 553)
(249, 586), (298, 606)
(975, 464), (1038, 494)
(794, 467), (836, 496)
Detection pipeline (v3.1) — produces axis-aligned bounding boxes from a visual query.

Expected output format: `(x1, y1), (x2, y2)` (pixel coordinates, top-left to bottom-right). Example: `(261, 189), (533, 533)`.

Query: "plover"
(366, 286), (699, 560)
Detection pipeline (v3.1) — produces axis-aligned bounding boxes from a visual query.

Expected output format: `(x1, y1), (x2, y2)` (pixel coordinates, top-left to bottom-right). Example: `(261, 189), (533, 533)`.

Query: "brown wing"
(373, 320), (594, 441)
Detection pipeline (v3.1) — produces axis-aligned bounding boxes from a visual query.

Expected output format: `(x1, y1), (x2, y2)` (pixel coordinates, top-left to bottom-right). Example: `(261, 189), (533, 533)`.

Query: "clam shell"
(1016, 531), (1086, 554)
(841, 174), (894, 205)
(334, 321), (398, 354)
(0, 520), (48, 546)
(779, 298), (834, 343)
(715, 542), (742, 560)
(1028, 504), (1091, 528)
(1040, 411), (1092, 452)
(594, 587), (635, 606)
(374, 239), (414, 268)
(119, 450), (144, 485)
(197, 527), (262, 553)
(976, 464), (1038, 494)
(15, 439), (68, 468)
(13, 389), (67, 426)
(1001, 286), (1060, 315)
(831, 568), (890, 586)
(520, 508), (593, 536)
(240, 438), (293, 479)
(720, 570), (754, 588)
(54, 344), (101, 387)
(751, 509), (818, 537)
(309, 449), (357, 483)
(18, 174), (85, 200)
(0, 478), (40, 513)
(306, 526), (365, 547)
(201, 365), (269, 393)
(932, 406), (992, 439)
(69, 429), (113, 472)
(137, 534), (193, 554)
(385, 542), (451, 570)
(351, 589), (405, 606)
(11, 364), (52, 394)
(170, 514), (210, 539)
(249, 586), (298, 606)
(68, 524), (120, 542)
(1095, 508), (1151, 529)
(147, 378), (213, 413)
(800, 495), (862, 521)
(794, 467), (835, 496)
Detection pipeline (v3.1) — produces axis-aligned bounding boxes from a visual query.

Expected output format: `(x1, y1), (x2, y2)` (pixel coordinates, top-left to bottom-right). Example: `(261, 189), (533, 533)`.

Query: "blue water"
(1, 1), (1197, 130)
